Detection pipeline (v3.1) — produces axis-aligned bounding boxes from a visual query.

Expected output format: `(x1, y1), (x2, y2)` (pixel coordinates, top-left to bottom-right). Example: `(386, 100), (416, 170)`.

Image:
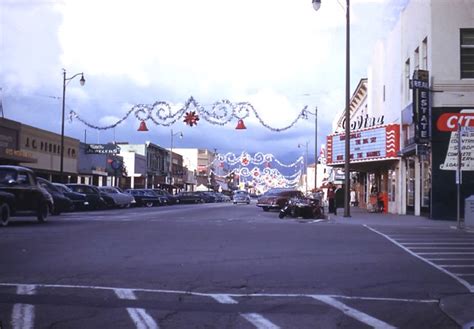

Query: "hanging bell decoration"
(137, 120), (149, 132)
(235, 119), (247, 130)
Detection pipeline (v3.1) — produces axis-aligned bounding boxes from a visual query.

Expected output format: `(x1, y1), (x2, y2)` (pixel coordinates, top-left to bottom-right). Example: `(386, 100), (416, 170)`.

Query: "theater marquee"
(326, 124), (400, 165)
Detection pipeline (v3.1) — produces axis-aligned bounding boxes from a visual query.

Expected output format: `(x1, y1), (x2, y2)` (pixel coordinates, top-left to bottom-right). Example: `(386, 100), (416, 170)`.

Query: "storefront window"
(388, 170), (396, 202)
(407, 158), (415, 207)
(421, 158), (431, 208)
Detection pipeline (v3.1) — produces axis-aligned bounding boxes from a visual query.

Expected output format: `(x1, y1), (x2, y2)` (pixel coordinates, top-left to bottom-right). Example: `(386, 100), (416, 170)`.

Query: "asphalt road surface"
(0, 201), (472, 328)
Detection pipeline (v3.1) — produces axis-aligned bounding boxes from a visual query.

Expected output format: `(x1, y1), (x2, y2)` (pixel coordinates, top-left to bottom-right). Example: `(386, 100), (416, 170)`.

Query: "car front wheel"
(262, 207), (269, 212)
(37, 203), (49, 223)
(0, 203), (10, 227)
(145, 201), (154, 207)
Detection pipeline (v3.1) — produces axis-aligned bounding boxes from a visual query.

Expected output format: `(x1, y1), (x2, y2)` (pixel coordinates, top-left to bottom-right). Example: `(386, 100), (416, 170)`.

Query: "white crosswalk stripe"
(11, 285), (36, 329)
(366, 225), (474, 293)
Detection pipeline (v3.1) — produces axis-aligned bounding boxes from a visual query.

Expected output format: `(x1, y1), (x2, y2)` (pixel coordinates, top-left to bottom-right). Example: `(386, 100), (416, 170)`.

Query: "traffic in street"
(1, 201), (472, 328)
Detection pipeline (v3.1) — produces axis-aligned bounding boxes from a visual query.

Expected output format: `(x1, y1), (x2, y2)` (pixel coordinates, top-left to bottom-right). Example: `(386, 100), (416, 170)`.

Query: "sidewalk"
(326, 206), (473, 231)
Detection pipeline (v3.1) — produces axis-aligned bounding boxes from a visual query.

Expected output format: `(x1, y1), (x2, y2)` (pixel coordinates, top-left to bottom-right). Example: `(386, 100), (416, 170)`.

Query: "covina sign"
(341, 114), (385, 130)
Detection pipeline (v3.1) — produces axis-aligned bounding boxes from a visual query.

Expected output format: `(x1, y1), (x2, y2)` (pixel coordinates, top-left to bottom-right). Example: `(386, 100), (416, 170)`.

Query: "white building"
(329, 0), (474, 218)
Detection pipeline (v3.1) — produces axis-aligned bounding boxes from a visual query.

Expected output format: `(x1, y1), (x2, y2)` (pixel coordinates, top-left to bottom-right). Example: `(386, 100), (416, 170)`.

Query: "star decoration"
(183, 111), (200, 126)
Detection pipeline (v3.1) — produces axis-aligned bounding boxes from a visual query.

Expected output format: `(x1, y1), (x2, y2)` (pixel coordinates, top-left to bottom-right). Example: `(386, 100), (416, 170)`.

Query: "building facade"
(336, 0), (474, 218)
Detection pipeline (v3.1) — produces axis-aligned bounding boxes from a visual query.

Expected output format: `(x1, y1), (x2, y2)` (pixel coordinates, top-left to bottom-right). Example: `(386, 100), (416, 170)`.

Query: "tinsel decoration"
(215, 152), (303, 168)
(68, 96), (315, 132)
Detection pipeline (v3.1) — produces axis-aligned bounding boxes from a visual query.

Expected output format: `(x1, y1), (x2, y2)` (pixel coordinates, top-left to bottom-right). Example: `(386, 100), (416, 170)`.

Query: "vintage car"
(98, 186), (135, 208)
(66, 184), (107, 210)
(0, 165), (53, 222)
(37, 177), (74, 215)
(53, 183), (90, 210)
(125, 189), (162, 207)
(0, 191), (15, 226)
(256, 188), (304, 211)
(232, 190), (251, 204)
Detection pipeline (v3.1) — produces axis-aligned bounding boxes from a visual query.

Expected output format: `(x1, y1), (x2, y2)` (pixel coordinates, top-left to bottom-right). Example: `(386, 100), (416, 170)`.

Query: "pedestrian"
(350, 189), (357, 206)
(327, 182), (337, 215)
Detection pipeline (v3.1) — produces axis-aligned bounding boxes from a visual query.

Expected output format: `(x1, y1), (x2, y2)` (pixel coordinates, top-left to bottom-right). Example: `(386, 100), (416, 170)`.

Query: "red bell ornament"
(235, 119), (247, 130)
(137, 120), (149, 132)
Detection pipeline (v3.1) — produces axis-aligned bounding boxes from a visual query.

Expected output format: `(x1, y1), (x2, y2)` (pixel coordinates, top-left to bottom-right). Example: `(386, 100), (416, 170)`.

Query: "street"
(0, 202), (472, 328)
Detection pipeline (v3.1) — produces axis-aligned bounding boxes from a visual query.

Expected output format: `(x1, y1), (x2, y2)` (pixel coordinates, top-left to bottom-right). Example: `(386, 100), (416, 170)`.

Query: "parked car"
(233, 190), (251, 204)
(256, 188), (304, 211)
(37, 177), (74, 215)
(175, 192), (205, 204)
(153, 189), (180, 205)
(0, 191), (15, 226)
(125, 189), (161, 207)
(194, 191), (216, 203)
(0, 165), (53, 222)
(218, 192), (231, 202)
(98, 186), (135, 208)
(53, 183), (90, 210)
(66, 184), (107, 210)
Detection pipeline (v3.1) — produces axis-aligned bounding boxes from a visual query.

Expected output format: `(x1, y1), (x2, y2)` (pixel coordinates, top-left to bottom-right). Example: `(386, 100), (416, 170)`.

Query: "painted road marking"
(11, 284), (36, 329)
(0, 282), (439, 303)
(210, 294), (281, 329)
(209, 294), (238, 304)
(114, 289), (159, 329)
(402, 242), (474, 245)
(241, 313), (281, 329)
(366, 225), (474, 293)
(312, 295), (396, 329)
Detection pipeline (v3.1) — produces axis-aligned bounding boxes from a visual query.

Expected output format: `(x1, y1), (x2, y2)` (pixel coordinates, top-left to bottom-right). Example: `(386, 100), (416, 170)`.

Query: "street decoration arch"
(69, 96), (317, 132)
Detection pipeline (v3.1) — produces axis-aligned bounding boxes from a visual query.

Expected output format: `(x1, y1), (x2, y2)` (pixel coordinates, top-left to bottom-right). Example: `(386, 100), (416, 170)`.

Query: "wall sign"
(85, 143), (121, 154)
(412, 69), (430, 143)
(326, 124), (400, 165)
(438, 109), (474, 171)
(341, 114), (385, 130)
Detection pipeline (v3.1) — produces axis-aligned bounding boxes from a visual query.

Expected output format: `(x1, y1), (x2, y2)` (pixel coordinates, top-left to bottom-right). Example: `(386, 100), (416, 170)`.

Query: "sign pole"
(457, 123), (463, 229)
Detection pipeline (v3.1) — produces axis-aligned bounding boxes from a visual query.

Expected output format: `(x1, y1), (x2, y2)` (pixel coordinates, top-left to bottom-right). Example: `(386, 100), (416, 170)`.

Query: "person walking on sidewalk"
(327, 182), (337, 215)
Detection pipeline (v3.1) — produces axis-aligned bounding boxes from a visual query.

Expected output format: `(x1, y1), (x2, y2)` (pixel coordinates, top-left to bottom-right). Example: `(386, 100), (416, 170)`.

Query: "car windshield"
(0, 169), (18, 186)
(54, 184), (73, 193)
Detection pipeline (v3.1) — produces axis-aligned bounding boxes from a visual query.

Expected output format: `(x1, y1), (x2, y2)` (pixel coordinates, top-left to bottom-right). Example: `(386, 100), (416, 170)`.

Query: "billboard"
(431, 107), (474, 220)
(326, 124), (400, 165)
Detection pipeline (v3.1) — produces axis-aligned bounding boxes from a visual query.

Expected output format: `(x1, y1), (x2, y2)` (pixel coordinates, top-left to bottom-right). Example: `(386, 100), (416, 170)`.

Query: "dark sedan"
(0, 191), (15, 227)
(175, 192), (205, 204)
(153, 189), (180, 205)
(66, 184), (107, 210)
(125, 189), (161, 207)
(37, 178), (73, 215)
(256, 188), (304, 211)
(0, 165), (52, 222)
(53, 183), (90, 210)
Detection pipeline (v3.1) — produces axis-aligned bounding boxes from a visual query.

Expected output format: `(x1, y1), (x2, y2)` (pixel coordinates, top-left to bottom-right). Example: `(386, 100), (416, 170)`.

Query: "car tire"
(145, 201), (154, 208)
(262, 207), (269, 212)
(37, 202), (49, 223)
(0, 203), (10, 227)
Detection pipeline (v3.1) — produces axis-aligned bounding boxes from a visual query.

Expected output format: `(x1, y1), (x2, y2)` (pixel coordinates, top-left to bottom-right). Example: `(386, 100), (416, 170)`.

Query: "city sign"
(436, 112), (474, 132)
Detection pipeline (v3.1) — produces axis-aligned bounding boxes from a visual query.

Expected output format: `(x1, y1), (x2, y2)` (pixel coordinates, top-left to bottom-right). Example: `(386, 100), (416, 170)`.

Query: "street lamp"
(61, 69), (85, 183)
(313, 0), (351, 217)
(298, 142), (309, 195)
(169, 129), (183, 187)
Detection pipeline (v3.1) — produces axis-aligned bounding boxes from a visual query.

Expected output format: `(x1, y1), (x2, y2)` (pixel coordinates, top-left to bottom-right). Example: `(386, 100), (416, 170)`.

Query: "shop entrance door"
(406, 158), (415, 214)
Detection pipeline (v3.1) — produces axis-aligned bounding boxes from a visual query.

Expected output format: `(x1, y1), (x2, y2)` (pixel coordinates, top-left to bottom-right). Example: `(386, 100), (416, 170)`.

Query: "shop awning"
(328, 157), (399, 172)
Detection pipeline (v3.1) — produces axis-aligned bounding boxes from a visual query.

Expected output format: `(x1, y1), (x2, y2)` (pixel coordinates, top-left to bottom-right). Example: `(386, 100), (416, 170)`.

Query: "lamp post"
(313, 0), (351, 217)
(169, 129), (183, 187)
(60, 69), (85, 183)
(314, 107), (318, 191)
(298, 142), (309, 195)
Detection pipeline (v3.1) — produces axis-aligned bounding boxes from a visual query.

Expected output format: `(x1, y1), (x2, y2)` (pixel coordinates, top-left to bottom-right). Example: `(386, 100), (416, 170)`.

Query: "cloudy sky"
(0, 0), (408, 164)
